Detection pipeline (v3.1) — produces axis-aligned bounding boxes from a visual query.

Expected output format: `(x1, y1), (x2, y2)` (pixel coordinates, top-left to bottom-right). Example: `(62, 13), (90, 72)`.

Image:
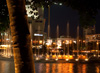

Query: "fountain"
(36, 26), (40, 60)
(97, 41), (100, 57)
(76, 25), (79, 61)
(67, 22), (69, 56)
(56, 24), (59, 60)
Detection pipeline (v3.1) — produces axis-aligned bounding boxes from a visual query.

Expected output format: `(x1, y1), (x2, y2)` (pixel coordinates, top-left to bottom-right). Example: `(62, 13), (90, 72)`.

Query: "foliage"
(0, 0), (9, 32)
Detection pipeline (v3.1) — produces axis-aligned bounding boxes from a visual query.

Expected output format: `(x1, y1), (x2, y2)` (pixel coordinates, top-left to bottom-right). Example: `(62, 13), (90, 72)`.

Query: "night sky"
(44, 5), (100, 38)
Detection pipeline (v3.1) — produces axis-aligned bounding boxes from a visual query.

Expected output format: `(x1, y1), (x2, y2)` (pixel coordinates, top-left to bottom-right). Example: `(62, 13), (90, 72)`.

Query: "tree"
(6, 0), (35, 73)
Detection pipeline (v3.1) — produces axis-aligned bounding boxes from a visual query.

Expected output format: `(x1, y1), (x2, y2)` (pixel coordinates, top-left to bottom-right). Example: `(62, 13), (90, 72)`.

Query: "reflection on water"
(0, 60), (100, 73)
(35, 63), (100, 73)
(0, 60), (14, 73)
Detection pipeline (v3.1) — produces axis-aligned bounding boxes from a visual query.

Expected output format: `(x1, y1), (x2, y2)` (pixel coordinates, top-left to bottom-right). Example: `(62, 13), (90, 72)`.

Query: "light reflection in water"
(1, 61), (100, 73)
(96, 65), (100, 73)
(0, 60), (14, 73)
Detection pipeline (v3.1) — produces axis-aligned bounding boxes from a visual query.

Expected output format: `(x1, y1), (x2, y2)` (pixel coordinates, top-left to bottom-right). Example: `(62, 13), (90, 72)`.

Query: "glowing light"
(85, 58), (88, 61)
(55, 58), (58, 61)
(34, 34), (43, 36)
(97, 42), (99, 45)
(45, 58), (48, 60)
(66, 40), (69, 44)
(34, 54), (36, 56)
(36, 57), (39, 60)
(66, 59), (69, 61)
(83, 40), (85, 43)
(63, 41), (65, 44)
(73, 41), (76, 44)
(39, 40), (42, 44)
(75, 59), (79, 61)
(69, 55), (73, 58)
(98, 55), (100, 57)
(59, 3), (62, 5)
(53, 42), (56, 45)
(96, 50), (98, 52)
(94, 54), (96, 57)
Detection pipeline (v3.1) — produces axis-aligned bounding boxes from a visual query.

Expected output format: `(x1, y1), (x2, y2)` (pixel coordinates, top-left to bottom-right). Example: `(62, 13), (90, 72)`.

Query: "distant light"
(93, 54), (96, 57)
(45, 58), (48, 60)
(98, 55), (100, 57)
(59, 3), (62, 5)
(73, 41), (76, 44)
(66, 59), (69, 61)
(97, 42), (99, 45)
(34, 34), (43, 36)
(75, 59), (79, 61)
(54, 2), (57, 5)
(6, 39), (9, 40)
(55, 58), (58, 61)
(85, 58), (88, 61)
(36, 57), (39, 60)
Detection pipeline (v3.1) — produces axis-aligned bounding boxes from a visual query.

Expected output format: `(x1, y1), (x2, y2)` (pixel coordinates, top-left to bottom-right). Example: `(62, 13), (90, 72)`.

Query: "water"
(0, 60), (100, 73)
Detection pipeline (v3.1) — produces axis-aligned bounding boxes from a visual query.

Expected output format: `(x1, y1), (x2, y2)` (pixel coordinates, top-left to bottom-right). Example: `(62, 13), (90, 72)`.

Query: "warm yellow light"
(94, 54), (96, 57)
(85, 58), (88, 61)
(69, 40), (72, 44)
(53, 42), (56, 45)
(97, 42), (99, 45)
(58, 55), (61, 58)
(66, 40), (69, 44)
(75, 59), (79, 61)
(63, 41), (65, 44)
(55, 58), (58, 61)
(83, 40), (85, 43)
(39, 40), (42, 44)
(45, 58), (49, 60)
(66, 59), (69, 61)
(36, 57), (39, 60)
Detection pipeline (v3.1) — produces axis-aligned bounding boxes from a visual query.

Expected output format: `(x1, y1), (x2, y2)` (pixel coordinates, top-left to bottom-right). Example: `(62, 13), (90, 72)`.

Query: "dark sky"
(44, 5), (100, 38)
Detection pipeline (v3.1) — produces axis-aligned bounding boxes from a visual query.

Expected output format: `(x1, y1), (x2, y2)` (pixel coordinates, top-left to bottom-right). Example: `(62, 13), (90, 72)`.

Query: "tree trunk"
(6, 0), (35, 73)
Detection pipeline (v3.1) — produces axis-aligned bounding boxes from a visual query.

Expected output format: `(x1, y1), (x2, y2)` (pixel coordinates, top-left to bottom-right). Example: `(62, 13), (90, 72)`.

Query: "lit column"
(97, 41), (99, 57)
(67, 22), (69, 56)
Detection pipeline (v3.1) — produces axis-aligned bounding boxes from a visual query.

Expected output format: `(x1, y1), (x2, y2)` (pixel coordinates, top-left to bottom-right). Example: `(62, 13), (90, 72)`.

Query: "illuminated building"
(26, 5), (46, 46)
(83, 25), (95, 39)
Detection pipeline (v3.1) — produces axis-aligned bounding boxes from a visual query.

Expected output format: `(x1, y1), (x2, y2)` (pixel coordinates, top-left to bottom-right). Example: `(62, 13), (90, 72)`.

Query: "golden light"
(85, 58), (88, 61)
(83, 40), (85, 43)
(36, 57), (39, 60)
(94, 54), (96, 57)
(55, 58), (58, 61)
(46, 55), (49, 58)
(79, 40), (81, 42)
(45, 58), (49, 60)
(66, 40), (69, 44)
(39, 40), (42, 44)
(53, 42), (56, 45)
(97, 42), (99, 45)
(75, 59), (79, 61)
(65, 59), (69, 61)
(69, 40), (72, 44)
(52, 55), (56, 59)
(34, 54), (36, 56)
(58, 55), (62, 59)
(98, 55), (100, 57)
(63, 41), (65, 44)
